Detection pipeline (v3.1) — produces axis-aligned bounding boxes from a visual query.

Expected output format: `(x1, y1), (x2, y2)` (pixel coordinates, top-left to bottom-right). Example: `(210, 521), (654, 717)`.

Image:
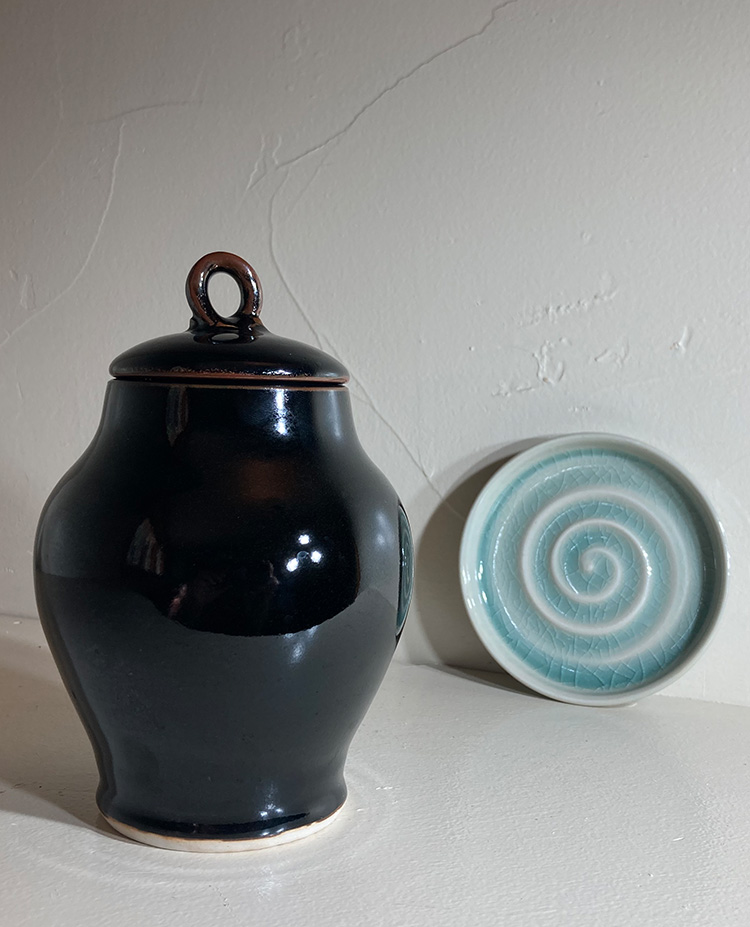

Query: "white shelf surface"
(2, 614), (750, 927)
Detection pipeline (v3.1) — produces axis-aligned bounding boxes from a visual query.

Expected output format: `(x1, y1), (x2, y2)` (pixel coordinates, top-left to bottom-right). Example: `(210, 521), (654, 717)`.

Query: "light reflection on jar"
(274, 389), (288, 436)
(373, 508), (391, 549)
(286, 534), (324, 573)
(287, 626), (318, 664)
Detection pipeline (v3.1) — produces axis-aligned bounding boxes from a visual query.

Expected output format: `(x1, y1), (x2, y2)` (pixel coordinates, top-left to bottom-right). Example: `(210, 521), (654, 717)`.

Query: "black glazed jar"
(34, 252), (413, 851)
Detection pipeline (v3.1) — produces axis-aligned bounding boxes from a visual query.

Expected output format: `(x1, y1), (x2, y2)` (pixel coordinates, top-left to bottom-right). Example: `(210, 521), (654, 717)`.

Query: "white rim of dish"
(459, 433), (729, 707)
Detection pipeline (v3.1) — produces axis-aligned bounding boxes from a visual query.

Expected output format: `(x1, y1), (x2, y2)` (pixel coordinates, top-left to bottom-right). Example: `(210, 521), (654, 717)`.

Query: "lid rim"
(111, 371), (349, 385)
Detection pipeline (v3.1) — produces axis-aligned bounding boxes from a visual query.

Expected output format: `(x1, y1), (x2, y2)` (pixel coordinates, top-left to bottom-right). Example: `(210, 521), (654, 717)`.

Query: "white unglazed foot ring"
(102, 803), (344, 852)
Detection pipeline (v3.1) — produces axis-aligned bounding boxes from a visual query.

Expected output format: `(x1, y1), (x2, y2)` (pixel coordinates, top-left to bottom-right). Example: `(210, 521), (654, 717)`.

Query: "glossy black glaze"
(35, 382), (411, 841)
(110, 322), (350, 384)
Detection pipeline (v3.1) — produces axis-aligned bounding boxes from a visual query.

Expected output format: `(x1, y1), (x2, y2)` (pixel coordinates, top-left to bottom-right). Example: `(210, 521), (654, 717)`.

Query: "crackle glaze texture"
(461, 436), (726, 705)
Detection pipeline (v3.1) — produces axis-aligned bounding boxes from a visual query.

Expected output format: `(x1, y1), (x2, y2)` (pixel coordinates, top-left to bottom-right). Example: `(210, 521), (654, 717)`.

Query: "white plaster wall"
(2, 0), (749, 703)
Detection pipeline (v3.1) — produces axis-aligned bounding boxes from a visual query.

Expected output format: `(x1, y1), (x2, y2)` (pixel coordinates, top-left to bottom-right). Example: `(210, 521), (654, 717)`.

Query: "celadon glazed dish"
(460, 434), (727, 706)
(35, 252), (414, 851)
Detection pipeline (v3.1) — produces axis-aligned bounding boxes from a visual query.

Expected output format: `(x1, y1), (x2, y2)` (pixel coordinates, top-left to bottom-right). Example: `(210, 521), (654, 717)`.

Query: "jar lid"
(110, 252), (349, 384)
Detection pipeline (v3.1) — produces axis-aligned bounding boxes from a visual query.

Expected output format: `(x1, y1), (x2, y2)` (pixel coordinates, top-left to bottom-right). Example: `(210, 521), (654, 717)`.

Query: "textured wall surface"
(2, 0), (749, 703)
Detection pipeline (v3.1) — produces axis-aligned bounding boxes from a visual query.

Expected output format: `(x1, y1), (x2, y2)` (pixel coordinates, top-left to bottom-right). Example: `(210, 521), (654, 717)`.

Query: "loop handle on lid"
(186, 252), (263, 330)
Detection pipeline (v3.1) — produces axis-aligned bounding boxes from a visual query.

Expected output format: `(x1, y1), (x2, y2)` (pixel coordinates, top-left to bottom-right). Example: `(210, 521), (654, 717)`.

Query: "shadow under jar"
(34, 252), (413, 851)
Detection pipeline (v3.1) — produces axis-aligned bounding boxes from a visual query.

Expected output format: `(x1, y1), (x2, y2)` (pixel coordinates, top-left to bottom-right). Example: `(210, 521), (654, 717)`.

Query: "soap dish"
(459, 434), (727, 706)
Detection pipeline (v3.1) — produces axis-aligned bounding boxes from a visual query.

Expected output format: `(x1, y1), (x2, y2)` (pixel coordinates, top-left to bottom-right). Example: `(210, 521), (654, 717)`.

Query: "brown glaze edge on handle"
(186, 252), (263, 329)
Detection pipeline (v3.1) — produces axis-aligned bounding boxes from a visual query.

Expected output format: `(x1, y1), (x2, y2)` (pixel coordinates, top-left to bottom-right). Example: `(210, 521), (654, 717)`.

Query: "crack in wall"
(1, 120), (125, 351)
(349, 381), (462, 519)
(238, 135), (283, 209)
(268, 168), (458, 516)
(267, 172), (322, 348)
(277, 0), (520, 169)
(87, 102), (198, 125)
(284, 151), (330, 219)
(239, 135), (270, 207)
(189, 49), (211, 102)
(23, 18), (65, 189)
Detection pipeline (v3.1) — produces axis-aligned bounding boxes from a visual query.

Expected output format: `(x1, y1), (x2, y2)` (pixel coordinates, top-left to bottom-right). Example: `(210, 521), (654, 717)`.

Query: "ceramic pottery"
(460, 434), (726, 706)
(35, 252), (413, 850)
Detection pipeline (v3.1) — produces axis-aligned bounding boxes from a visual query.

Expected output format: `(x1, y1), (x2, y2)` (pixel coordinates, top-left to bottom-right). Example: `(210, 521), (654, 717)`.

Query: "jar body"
(35, 381), (412, 847)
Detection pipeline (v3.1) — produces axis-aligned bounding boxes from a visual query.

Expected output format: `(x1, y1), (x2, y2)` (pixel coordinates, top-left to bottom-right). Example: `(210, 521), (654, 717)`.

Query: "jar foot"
(101, 802), (344, 852)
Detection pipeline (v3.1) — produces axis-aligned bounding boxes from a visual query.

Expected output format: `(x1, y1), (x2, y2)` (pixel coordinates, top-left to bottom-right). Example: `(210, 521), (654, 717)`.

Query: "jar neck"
(98, 381), (360, 451)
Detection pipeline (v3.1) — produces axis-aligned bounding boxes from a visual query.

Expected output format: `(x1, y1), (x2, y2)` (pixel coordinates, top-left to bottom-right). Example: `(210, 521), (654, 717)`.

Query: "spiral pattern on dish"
(477, 446), (719, 694)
